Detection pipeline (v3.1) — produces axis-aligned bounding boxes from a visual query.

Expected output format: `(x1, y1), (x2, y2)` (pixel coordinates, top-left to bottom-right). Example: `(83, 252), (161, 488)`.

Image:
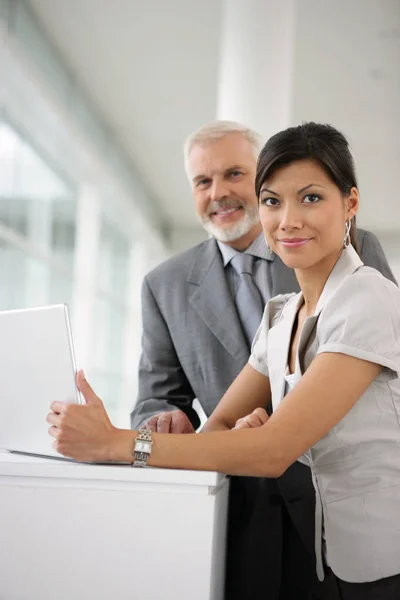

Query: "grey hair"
(184, 120), (262, 178)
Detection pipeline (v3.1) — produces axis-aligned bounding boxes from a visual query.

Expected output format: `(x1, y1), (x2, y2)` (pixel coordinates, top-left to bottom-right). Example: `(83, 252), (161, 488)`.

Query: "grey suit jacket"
(131, 228), (396, 429)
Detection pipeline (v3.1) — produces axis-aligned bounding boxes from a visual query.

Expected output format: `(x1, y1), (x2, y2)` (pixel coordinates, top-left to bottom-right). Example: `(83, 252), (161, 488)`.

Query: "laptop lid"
(0, 304), (82, 458)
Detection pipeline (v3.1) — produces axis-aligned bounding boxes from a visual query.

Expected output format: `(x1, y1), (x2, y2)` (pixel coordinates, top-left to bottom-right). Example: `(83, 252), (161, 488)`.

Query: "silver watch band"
(133, 428), (153, 467)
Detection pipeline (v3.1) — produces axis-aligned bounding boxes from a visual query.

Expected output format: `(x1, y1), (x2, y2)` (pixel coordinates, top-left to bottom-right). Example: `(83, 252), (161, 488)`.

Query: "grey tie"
(230, 253), (264, 348)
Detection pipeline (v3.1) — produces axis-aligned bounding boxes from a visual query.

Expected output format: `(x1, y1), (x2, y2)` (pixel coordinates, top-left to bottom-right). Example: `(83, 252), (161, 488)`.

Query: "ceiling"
(28, 0), (400, 234)
(27, 0), (222, 230)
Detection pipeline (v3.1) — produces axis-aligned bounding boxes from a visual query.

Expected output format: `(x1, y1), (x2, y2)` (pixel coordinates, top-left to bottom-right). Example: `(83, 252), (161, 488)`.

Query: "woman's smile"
(278, 238), (312, 248)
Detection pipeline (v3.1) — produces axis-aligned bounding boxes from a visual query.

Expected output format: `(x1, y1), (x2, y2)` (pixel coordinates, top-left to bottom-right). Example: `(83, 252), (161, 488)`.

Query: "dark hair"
(255, 122), (359, 252)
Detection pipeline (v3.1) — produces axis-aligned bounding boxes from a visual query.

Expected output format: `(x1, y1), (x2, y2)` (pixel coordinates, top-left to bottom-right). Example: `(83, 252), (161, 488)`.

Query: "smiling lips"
(210, 206), (243, 219)
(279, 238), (311, 248)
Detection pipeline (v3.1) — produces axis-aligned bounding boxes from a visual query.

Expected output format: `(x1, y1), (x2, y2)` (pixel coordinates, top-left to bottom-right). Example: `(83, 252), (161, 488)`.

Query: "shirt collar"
(314, 245), (364, 314)
(281, 245), (364, 321)
(217, 232), (273, 267)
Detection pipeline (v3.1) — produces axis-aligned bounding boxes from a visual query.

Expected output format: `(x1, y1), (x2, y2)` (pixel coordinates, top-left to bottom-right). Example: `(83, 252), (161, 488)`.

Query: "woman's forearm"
(111, 427), (284, 478)
(200, 419), (230, 433)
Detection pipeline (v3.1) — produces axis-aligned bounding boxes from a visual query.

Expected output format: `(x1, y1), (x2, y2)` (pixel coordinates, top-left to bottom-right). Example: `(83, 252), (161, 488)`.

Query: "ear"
(345, 187), (359, 221)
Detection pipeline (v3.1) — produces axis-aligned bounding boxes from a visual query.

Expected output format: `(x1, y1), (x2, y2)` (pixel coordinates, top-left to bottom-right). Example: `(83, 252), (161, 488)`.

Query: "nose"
(209, 178), (230, 202)
(279, 202), (303, 231)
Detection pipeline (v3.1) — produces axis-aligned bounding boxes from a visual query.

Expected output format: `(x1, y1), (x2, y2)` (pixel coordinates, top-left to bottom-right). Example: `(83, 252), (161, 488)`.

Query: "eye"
(302, 194), (321, 204)
(261, 197), (280, 207)
(197, 178), (211, 189)
(228, 170), (243, 179)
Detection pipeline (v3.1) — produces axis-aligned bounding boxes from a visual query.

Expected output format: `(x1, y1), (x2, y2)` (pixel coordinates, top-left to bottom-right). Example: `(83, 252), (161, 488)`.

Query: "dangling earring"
(263, 235), (270, 251)
(343, 220), (351, 249)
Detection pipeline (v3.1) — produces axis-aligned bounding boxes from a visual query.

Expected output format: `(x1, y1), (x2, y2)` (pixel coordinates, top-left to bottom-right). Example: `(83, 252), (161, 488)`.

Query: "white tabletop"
(0, 449), (226, 488)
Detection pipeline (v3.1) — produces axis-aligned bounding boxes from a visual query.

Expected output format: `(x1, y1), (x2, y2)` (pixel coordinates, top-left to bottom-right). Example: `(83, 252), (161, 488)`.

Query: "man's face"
(187, 133), (260, 243)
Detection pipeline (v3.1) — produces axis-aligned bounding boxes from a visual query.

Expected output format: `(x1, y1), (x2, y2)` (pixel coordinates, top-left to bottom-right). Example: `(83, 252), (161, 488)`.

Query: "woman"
(48, 122), (400, 598)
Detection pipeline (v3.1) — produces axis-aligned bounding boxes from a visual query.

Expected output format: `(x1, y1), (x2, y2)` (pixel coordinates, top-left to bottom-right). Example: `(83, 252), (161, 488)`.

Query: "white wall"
(168, 226), (208, 256)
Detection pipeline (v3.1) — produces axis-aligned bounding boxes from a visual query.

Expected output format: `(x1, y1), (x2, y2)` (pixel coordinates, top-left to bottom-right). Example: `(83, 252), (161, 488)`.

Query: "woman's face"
(258, 159), (358, 270)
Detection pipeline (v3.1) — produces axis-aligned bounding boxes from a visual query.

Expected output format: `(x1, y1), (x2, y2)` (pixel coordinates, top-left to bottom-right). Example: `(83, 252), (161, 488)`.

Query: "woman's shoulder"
(316, 265), (400, 370)
(323, 265), (400, 325)
(336, 265), (398, 300)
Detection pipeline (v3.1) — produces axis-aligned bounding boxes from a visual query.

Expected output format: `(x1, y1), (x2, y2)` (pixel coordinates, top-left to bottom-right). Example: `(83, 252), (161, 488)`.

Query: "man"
(131, 121), (396, 599)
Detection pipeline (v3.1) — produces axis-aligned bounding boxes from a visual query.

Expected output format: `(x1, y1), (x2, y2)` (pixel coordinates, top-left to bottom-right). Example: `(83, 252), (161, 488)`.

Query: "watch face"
(136, 441), (150, 453)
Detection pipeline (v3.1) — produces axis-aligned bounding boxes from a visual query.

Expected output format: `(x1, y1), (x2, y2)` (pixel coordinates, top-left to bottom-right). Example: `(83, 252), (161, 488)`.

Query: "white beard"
(198, 204), (260, 243)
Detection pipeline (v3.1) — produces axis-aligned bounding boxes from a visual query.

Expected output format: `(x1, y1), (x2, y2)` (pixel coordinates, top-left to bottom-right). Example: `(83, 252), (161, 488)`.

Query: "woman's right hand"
(233, 407), (269, 430)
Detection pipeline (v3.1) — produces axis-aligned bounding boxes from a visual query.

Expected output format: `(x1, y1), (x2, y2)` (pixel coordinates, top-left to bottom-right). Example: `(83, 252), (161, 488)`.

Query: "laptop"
(0, 304), (82, 459)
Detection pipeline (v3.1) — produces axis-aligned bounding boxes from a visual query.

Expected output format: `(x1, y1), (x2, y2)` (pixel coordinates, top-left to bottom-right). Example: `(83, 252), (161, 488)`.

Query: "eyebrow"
(192, 165), (245, 184)
(192, 174), (209, 184)
(260, 183), (327, 195)
(225, 164), (245, 173)
(260, 187), (280, 196)
(297, 183), (327, 194)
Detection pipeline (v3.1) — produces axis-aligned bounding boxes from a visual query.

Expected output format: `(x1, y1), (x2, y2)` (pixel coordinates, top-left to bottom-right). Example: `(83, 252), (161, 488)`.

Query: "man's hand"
(233, 407), (269, 430)
(143, 410), (195, 434)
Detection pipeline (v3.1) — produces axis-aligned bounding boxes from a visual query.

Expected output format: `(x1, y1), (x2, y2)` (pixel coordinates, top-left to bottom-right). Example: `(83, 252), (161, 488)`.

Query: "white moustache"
(207, 200), (243, 215)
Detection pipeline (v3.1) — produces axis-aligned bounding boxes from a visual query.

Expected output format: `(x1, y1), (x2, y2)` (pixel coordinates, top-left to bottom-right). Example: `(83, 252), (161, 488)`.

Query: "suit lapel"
(267, 246), (364, 407)
(297, 246), (364, 371)
(267, 294), (301, 409)
(297, 315), (319, 374)
(188, 239), (248, 362)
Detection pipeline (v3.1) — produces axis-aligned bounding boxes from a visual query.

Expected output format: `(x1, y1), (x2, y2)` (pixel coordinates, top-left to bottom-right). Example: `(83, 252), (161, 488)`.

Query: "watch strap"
(133, 428), (153, 467)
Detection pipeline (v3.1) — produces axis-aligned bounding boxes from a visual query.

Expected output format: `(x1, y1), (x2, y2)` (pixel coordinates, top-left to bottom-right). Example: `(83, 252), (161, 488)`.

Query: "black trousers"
(224, 473), (336, 600)
(224, 472), (400, 599)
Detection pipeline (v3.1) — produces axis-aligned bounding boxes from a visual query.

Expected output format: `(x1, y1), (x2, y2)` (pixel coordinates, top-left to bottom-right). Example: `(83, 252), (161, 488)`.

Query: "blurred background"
(0, 0), (399, 426)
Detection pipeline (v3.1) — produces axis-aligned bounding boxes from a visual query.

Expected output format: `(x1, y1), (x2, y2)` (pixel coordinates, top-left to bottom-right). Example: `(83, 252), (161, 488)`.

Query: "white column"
(26, 199), (52, 306)
(0, 9), (8, 105)
(71, 185), (100, 370)
(120, 226), (170, 427)
(119, 238), (146, 427)
(217, 0), (296, 142)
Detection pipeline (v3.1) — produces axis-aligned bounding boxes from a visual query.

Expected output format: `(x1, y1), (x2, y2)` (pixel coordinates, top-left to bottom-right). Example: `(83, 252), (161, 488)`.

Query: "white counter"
(0, 451), (229, 600)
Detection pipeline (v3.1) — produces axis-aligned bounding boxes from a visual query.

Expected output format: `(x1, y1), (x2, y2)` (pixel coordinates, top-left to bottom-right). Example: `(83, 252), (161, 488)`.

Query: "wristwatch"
(133, 428), (153, 467)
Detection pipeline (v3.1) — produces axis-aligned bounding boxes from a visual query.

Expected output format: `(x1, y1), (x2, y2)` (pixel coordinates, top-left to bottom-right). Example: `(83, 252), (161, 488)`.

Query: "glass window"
(91, 219), (130, 423)
(0, 121), (76, 310)
(97, 219), (129, 298)
(0, 239), (73, 310)
(0, 122), (76, 267)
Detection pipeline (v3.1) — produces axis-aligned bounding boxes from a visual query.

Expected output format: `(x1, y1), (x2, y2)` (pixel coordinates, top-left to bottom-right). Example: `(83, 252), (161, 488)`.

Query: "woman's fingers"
(234, 418), (251, 430)
(76, 370), (102, 405)
(46, 412), (62, 426)
(48, 425), (59, 439)
(252, 407), (269, 424)
(233, 407), (269, 430)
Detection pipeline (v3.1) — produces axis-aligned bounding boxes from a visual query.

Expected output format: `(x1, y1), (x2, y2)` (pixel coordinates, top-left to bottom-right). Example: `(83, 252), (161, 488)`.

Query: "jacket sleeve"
(359, 230), (397, 285)
(130, 275), (200, 430)
(317, 268), (400, 377)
